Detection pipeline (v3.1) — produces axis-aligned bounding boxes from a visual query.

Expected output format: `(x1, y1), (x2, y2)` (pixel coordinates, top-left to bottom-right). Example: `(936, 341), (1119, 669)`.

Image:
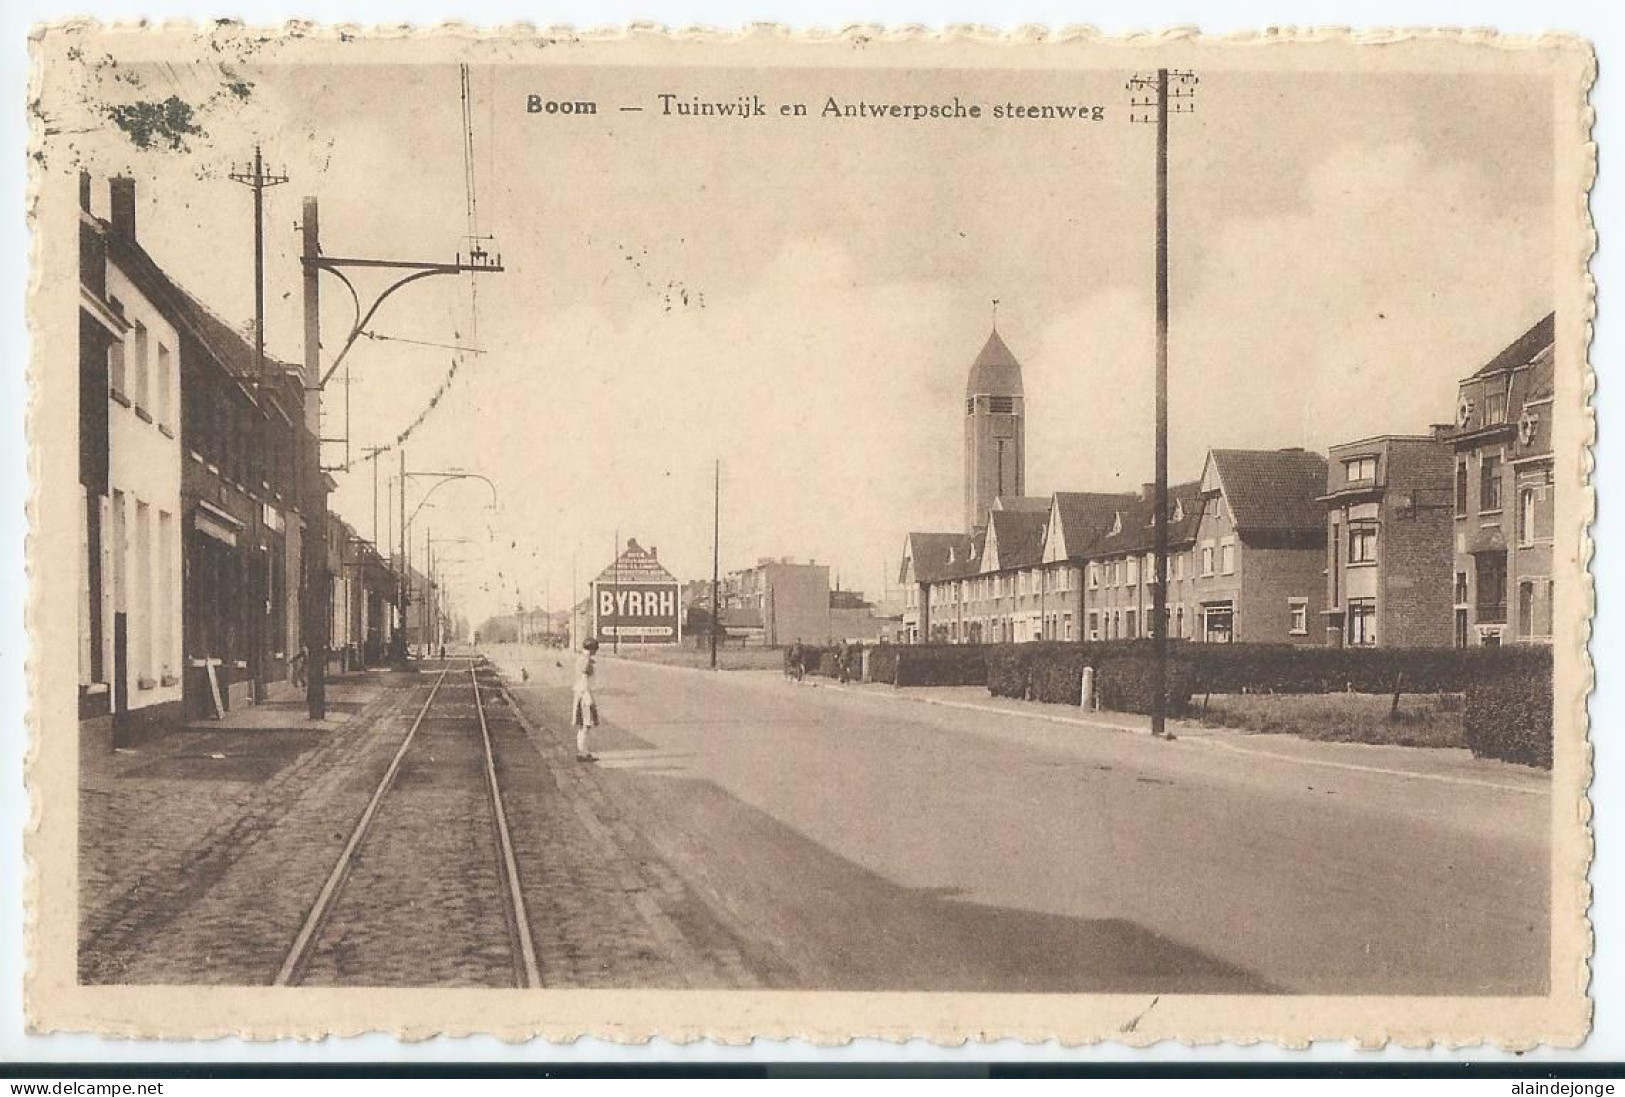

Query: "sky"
(51, 50), (1555, 629)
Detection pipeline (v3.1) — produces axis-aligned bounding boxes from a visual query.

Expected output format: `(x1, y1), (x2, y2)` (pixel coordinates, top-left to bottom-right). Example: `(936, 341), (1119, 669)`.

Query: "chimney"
(1142, 482), (1156, 502)
(109, 177), (137, 240)
(79, 171), (92, 212)
(649, 545), (657, 558)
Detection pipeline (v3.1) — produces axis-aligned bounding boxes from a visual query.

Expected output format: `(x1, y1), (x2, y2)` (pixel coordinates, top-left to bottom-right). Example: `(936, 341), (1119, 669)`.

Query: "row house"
(898, 531), (977, 642)
(78, 175), (185, 746)
(901, 448), (1328, 648)
(1188, 448), (1328, 644)
(1321, 433), (1456, 648)
(1448, 313), (1556, 647)
(1080, 482), (1203, 643)
(80, 174), (398, 741)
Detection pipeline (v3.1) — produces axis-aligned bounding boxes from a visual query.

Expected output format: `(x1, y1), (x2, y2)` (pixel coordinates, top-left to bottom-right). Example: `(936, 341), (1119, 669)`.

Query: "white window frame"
(1289, 597), (1308, 636)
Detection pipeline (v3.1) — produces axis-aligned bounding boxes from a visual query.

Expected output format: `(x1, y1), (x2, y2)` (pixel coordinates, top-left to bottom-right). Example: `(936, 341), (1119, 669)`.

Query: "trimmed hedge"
(1463, 647), (1553, 768)
(987, 641), (1190, 712)
(1186, 643), (1544, 695)
(869, 644), (900, 684)
(890, 644), (991, 687)
(1096, 654), (1197, 716)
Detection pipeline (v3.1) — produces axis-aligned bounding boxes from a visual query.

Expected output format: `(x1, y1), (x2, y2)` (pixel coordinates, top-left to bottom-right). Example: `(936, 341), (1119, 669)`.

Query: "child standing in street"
(573, 637), (600, 762)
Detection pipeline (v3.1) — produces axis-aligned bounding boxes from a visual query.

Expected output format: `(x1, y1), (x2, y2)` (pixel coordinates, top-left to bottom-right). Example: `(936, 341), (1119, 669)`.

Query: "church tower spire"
(963, 317), (1026, 533)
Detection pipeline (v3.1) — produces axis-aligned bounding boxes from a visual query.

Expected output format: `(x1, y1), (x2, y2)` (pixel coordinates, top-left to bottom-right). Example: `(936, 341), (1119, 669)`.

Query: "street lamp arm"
(404, 471), (499, 530)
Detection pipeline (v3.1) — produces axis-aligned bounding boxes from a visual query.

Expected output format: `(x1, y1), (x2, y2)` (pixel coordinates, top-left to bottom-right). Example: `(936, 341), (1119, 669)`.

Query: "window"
(1201, 545), (1215, 576)
(1063, 613), (1073, 641)
(1480, 454), (1502, 511)
(1348, 524), (1378, 565)
(1455, 608), (1469, 649)
(1173, 553), (1185, 580)
(965, 397), (975, 415)
(1202, 603), (1234, 644)
(1125, 610), (1138, 639)
(107, 338), (127, 397)
(1088, 563), (1099, 589)
(1087, 611), (1098, 641)
(1343, 455), (1378, 483)
(1485, 390), (1507, 426)
(1289, 598), (1308, 635)
(132, 321), (149, 410)
(1347, 598), (1377, 646)
(1126, 556), (1140, 585)
(1517, 581), (1535, 639)
(1518, 487), (1537, 545)
(156, 343), (172, 428)
(1175, 606), (1185, 638)
(989, 396), (1015, 414)
(1456, 461), (1469, 515)
(1454, 571), (1469, 605)
(1220, 541), (1236, 576)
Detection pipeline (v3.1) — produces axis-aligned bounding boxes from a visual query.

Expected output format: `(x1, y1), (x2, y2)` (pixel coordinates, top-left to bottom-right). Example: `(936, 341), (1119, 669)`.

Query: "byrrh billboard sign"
(591, 538), (682, 644)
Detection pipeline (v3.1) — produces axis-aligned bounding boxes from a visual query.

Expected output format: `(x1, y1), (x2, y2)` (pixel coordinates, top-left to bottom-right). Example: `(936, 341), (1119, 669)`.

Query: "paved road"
(494, 647), (1549, 996)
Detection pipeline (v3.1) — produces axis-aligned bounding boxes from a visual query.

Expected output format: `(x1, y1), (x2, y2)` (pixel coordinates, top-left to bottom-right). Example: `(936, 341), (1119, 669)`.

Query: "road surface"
(495, 646), (1549, 996)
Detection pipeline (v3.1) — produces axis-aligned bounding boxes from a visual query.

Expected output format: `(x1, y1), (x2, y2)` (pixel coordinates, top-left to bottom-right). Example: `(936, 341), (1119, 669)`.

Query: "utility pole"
(1129, 67), (1198, 741)
(298, 198), (329, 719)
(229, 146), (289, 384)
(397, 449), (408, 664)
(711, 459), (721, 669)
(363, 445), (387, 551)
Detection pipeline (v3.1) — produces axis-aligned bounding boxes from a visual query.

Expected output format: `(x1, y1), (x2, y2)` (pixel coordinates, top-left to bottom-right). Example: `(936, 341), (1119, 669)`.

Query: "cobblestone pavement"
(78, 657), (770, 988)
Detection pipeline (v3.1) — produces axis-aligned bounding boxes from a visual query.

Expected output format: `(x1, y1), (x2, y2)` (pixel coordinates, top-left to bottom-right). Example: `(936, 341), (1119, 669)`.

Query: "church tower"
(963, 320), (1026, 533)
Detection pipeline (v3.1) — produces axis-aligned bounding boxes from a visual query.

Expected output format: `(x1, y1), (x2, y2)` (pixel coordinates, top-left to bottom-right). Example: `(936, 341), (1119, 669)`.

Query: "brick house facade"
(1447, 313), (1555, 647)
(1322, 433), (1456, 648)
(1191, 449), (1328, 645)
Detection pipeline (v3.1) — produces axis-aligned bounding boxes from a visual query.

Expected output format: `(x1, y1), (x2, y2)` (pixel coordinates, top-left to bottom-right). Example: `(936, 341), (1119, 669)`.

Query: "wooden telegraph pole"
(1129, 68), (1198, 741)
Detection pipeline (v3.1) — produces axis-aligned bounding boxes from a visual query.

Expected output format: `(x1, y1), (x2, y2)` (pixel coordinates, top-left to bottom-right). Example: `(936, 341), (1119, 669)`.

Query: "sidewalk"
(78, 668), (416, 979)
(615, 659), (1551, 796)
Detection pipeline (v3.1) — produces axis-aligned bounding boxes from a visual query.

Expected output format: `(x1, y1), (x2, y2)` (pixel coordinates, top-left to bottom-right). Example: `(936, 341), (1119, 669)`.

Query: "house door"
(112, 612), (128, 719)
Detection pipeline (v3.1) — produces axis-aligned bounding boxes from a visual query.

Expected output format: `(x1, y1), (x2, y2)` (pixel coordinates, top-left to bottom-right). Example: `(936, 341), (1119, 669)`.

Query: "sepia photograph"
(21, 25), (1593, 1046)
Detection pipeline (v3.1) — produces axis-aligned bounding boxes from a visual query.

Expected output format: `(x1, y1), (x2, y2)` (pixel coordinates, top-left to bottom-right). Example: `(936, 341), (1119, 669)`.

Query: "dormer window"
(1343, 455), (1378, 483)
(1172, 499), (1184, 522)
(1108, 511), (1122, 536)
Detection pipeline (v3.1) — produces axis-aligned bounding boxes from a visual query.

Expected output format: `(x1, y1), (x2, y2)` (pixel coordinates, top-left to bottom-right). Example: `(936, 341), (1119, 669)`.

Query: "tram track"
(274, 659), (540, 988)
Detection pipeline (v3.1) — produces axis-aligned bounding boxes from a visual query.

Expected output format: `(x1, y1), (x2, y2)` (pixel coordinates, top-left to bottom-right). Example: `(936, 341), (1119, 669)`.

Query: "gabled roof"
(593, 538), (678, 585)
(103, 223), (301, 393)
(1049, 491), (1139, 560)
(965, 328), (1024, 398)
(900, 531), (976, 584)
(1091, 481), (1205, 556)
(985, 508), (1047, 571)
(992, 495), (1052, 513)
(1206, 449), (1329, 536)
(1471, 312), (1555, 379)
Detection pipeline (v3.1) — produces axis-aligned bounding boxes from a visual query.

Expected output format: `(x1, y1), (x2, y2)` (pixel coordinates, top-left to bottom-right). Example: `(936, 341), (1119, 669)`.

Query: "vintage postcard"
(24, 24), (1594, 1046)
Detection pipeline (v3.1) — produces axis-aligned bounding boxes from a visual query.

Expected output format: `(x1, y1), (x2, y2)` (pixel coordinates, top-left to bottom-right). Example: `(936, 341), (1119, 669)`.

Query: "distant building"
(1321, 433), (1456, 648)
(1190, 448), (1329, 645)
(722, 558), (830, 647)
(1447, 313), (1556, 647)
(591, 539), (682, 645)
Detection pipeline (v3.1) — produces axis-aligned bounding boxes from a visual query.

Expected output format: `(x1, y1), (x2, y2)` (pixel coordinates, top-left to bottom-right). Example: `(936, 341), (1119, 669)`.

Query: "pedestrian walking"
(573, 637), (600, 762)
